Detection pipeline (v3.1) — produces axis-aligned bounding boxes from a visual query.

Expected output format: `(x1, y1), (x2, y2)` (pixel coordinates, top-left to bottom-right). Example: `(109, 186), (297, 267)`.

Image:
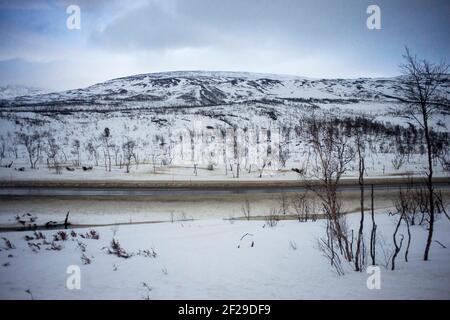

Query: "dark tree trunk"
(423, 108), (435, 261)
(370, 184), (377, 265)
(404, 213), (411, 262)
(355, 145), (365, 271)
(391, 215), (404, 271)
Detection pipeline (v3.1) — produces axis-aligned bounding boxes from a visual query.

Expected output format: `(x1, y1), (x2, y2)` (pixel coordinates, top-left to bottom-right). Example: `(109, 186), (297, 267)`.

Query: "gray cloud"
(0, 0), (449, 90)
(90, 0), (370, 53)
(91, 1), (216, 50)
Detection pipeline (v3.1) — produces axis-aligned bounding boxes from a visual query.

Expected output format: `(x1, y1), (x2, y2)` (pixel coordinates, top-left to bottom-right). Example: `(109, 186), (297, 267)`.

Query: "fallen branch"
(434, 240), (447, 249)
(240, 233), (254, 241)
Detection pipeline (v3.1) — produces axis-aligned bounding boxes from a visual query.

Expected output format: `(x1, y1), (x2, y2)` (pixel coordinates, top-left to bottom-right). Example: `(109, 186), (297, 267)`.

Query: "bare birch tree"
(397, 47), (449, 261)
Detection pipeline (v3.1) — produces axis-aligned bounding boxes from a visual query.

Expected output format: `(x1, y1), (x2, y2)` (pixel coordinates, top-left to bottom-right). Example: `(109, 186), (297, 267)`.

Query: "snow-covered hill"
(0, 85), (46, 100)
(3, 70), (448, 111)
(0, 71), (448, 179)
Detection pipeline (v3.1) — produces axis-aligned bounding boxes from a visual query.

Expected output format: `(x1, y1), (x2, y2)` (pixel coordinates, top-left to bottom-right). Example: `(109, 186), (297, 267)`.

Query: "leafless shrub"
(15, 213), (37, 225)
(77, 240), (87, 253)
(103, 238), (133, 259)
(141, 282), (152, 300)
(434, 190), (449, 220)
(47, 241), (63, 251)
(28, 242), (41, 252)
(317, 235), (345, 276)
(25, 289), (34, 300)
(1, 237), (15, 250)
(86, 230), (100, 240)
(53, 231), (69, 241)
(81, 253), (92, 265)
(289, 240), (298, 250)
(264, 208), (279, 228)
(377, 234), (394, 270)
(137, 248), (157, 258)
(391, 154), (405, 170)
(34, 231), (45, 240)
(292, 193), (316, 222)
(241, 199), (251, 220)
(79, 229), (100, 240)
(278, 193), (289, 215)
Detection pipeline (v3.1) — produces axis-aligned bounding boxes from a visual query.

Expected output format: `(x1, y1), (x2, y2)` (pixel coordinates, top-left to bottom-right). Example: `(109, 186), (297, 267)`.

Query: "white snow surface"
(0, 210), (449, 299)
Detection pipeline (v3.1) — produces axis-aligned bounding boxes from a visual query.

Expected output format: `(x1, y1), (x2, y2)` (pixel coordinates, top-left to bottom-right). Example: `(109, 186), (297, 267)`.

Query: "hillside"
(3, 70), (449, 109)
(0, 71), (449, 180)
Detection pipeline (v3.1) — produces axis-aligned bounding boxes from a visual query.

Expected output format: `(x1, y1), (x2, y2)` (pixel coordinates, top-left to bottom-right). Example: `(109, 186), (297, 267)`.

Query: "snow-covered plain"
(0, 209), (449, 300)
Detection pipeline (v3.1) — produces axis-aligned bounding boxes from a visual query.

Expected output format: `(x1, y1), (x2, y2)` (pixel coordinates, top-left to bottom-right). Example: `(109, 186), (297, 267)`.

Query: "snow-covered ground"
(0, 71), (448, 184)
(0, 209), (449, 299)
(0, 161), (447, 182)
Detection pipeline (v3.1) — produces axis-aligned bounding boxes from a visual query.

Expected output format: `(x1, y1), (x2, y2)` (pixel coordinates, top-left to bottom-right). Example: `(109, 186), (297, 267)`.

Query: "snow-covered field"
(0, 209), (449, 300)
(0, 161), (447, 183)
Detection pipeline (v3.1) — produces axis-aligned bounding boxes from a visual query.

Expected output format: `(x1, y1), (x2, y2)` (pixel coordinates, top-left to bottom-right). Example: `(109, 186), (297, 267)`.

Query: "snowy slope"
(2, 71), (448, 111)
(0, 85), (46, 100)
(0, 71), (448, 179)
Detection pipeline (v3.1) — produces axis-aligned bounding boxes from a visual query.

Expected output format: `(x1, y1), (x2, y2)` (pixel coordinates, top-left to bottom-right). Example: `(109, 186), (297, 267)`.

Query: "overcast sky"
(0, 0), (449, 91)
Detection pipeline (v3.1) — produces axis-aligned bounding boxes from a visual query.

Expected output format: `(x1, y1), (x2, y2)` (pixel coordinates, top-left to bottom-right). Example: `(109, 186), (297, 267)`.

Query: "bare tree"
(241, 199), (251, 221)
(8, 132), (18, 160)
(258, 157), (267, 178)
(397, 47), (449, 261)
(391, 153), (405, 170)
(71, 139), (81, 167)
(0, 136), (6, 165)
(391, 213), (404, 271)
(100, 128), (112, 172)
(46, 135), (61, 174)
(291, 192), (315, 222)
(354, 133), (366, 271)
(112, 143), (121, 167)
(85, 140), (99, 166)
(150, 150), (161, 174)
(17, 131), (44, 169)
(278, 126), (291, 168)
(278, 193), (289, 215)
(393, 189), (412, 264)
(122, 138), (136, 173)
(300, 113), (354, 262)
